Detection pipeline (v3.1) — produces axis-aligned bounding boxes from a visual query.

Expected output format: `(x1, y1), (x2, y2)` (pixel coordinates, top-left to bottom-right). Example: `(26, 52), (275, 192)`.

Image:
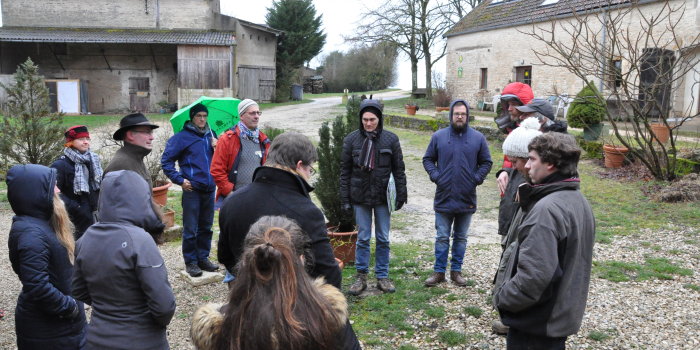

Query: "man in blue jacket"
(161, 103), (220, 277)
(422, 99), (492, 287)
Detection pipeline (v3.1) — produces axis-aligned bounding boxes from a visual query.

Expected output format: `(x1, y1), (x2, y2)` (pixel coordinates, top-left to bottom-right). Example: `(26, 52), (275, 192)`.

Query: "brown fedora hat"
(113, 113), (159, 140)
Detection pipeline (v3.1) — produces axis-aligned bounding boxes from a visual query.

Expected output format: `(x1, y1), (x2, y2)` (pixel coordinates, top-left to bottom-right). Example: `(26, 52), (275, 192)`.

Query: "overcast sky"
(220, 0), (446, 90)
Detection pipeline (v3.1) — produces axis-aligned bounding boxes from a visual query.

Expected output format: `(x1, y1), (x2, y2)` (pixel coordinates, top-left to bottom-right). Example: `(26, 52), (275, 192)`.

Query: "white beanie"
(238, 98), (258, 116)
(502, 117), (542, 158)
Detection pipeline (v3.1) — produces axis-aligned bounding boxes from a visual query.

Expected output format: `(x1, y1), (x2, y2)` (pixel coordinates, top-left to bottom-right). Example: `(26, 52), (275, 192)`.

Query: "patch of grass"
(425, 306), (445, 318)
(445, 294), (459, 302)
(588, 330), (612, 341)
(176, 312), (188, 319)
(307, 88), (401, 99)
(464, 306), (484, 318)
(683, 283), (700, 291)
(437, 330), (467, 346)
(398, 345), (418, 350)
(594, 257), (693, 282)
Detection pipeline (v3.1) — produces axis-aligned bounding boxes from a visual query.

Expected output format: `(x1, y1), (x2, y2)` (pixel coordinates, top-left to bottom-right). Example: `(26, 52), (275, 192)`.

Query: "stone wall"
(445, 0), (699, 118)
(1, 0), (220, 29)
(384, 114), (502, 141)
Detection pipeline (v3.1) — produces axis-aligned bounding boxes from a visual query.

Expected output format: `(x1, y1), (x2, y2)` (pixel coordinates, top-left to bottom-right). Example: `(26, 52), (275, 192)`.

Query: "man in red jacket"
(210, 98), (271, 205)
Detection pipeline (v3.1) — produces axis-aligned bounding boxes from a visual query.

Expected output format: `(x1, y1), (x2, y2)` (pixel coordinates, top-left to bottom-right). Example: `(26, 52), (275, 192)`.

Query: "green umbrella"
(170, 96), (240, 137)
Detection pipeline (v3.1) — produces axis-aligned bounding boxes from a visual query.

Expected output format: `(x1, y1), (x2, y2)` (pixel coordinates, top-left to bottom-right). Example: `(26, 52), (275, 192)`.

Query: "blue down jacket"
(161, 121), (216, 192)
(7, 164), (86, 350)
(423, 99), (493, 214)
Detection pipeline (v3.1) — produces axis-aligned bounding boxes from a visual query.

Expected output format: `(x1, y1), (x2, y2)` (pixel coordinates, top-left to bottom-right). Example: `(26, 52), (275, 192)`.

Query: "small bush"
(578, 138), (604, 159)
(432, 87), (452, 107)
(567, 82), (606, 128)
(262, 126), (285, 142)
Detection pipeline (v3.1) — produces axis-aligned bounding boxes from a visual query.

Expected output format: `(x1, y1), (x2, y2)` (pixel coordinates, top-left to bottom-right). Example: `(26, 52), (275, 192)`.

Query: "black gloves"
(59, 299), (80, 320)
(396, 201), (405, 211)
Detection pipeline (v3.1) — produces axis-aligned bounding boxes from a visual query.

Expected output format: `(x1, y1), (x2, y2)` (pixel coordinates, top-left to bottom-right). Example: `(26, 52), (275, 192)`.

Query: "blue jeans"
(433, 212), (472, 273)
(354, 204), (391, 279)
(182, 190), (215, 264)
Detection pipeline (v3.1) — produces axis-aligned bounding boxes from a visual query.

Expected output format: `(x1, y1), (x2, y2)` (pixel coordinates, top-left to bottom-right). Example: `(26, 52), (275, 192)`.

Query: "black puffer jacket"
(7, 164), (86, 350)
(51, 155), (100, 238)
(340, 99), (407, 207)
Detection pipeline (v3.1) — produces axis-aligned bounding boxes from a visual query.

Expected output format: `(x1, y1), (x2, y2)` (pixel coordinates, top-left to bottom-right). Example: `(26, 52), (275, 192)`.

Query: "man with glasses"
(341, 98), (407, 295)
(161, 103), (220, 277)
(211, 99), (271, 207)
(422, 99), (492, 288)
(104, 112), (165, 238)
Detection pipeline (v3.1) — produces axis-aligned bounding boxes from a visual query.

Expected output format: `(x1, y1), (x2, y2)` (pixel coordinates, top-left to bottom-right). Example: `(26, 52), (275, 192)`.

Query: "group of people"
(6, 82), (595, 350)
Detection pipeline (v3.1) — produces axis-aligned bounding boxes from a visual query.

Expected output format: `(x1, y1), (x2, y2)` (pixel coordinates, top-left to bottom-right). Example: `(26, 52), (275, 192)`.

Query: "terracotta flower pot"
(650, 123), (670, 143)
(328, 229), (358, 265)
(603, 144), (629, 168)
(152, 181), (172, 207)
(162, 209), (175, 228)
(405, 105), (417, 116)
(435, 106), (450, 112)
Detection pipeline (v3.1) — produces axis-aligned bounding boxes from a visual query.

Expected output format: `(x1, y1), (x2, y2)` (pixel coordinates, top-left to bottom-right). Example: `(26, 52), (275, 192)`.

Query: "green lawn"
(307, 88), (402, 98)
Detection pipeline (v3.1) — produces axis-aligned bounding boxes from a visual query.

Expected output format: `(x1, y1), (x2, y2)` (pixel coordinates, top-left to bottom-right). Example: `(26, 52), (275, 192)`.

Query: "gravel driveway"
(1, 95), (698, 349)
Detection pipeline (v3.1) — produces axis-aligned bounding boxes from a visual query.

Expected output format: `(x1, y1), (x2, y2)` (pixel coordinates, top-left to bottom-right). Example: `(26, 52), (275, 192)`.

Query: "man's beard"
(453, 121), (466, 132)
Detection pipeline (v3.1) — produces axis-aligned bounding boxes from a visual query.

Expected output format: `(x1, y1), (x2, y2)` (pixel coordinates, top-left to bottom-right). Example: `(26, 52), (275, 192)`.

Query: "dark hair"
(528, 132), (581, 177)
(265, 132), (318, 168)
(216, 216), (340, 350)
(542, 120), (569, 134)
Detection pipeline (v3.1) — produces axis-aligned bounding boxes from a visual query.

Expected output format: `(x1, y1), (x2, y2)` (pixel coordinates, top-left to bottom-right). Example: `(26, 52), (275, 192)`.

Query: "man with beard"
(423, 99), (492, 287)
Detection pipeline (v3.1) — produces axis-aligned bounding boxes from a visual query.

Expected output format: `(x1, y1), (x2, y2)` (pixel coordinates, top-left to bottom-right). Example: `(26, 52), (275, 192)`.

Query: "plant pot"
(328, 229), (358, 265)
(650, 123), (670, 143)
(405, 105), (417, 116)
(152, 181), (172, 207)
(162, 209), (175, 228)
(583, 123), (604, 141)
(435, 106), (450, 112)
(335, 257), (344, 271)
(603, 144), (629, 168)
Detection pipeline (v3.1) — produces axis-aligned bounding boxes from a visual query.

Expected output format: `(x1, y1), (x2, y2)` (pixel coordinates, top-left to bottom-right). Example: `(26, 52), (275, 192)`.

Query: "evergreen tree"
(0, 58), (64, 166)
(266, 0), (326, 102)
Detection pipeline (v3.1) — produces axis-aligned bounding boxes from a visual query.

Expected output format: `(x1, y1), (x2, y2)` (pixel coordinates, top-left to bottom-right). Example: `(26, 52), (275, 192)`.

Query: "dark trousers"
(181, 190), (215, 264)
(507, 327), (567, 350)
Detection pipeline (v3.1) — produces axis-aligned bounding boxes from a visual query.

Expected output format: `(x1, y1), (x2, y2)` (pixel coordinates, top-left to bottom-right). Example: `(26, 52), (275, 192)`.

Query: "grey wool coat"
(72, 170), (176, 350)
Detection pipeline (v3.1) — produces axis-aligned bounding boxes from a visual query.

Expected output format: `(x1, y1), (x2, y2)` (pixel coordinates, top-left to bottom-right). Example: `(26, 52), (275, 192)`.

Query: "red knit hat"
(65, 125), (90, 142)
(501, 82), (534, 106)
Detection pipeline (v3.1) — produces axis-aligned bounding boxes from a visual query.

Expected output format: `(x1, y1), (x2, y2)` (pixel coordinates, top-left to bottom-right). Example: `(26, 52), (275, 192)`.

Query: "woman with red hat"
(51, 125), (103, 239)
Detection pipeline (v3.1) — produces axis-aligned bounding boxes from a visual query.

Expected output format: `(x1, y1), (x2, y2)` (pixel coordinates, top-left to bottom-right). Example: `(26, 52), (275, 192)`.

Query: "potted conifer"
(567, 82), (607, 141)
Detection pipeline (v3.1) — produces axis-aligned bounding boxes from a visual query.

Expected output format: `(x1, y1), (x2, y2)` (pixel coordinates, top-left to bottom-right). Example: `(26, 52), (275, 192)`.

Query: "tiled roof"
(0, 27), (236, 46)
(445, 0), (658, 37)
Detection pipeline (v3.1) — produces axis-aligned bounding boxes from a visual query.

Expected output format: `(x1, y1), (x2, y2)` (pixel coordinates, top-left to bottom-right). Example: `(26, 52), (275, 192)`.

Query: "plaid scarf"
(63, 147), (103, 195)
(237, 121), (260, 144)
(360, 131), (378, 171)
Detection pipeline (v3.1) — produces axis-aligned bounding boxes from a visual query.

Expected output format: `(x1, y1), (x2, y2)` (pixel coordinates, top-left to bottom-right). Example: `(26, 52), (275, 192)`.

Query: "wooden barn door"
(129, 77), (150, 112)
(238, 65), (276, 102)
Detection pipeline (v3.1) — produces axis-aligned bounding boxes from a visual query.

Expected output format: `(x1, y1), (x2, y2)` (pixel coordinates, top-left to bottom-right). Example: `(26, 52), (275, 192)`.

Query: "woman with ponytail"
(191, 216), (350, 350)
(7, 164), (86, 349)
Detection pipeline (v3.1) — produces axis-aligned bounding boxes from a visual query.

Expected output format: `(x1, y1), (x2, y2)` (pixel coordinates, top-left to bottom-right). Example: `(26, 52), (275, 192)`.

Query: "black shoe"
(198, 259), (220, 272)
(186, 263), (203, 277)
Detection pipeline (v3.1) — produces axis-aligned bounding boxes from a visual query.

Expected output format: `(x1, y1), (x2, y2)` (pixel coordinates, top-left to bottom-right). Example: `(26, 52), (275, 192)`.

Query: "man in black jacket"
(340, 98), (407, 295)
(218, 132), (361, 350)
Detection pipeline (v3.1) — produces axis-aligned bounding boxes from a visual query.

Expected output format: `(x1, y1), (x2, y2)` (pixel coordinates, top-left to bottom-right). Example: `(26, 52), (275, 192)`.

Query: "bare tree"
(524, 0), (699, 180)
(418, 0), (456, 98)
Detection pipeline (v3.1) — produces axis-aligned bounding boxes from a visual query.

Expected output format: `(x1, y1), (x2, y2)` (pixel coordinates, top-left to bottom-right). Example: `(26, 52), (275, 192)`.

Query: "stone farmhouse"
(0, 0), (281, 113)
(445, 0), (700, 118)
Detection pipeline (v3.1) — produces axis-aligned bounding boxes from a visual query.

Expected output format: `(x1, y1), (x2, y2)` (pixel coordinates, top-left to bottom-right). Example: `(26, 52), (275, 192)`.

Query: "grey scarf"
(64, 147), (103, 195)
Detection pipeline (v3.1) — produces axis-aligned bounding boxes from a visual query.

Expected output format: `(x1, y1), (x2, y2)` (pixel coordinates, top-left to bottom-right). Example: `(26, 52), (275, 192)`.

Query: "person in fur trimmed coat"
(190, 216), (352, 350)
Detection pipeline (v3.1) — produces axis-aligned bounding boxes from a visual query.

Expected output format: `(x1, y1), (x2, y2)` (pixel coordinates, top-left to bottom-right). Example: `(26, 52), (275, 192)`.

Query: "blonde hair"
(51, 192), (76, 264)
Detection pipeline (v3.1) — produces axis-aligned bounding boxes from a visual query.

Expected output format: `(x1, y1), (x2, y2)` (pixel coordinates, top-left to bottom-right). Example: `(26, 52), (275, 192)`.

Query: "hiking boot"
(348, 273), (368, 296)
(186, 263), (203, 277)
(424, 272), (445, 287)
(492, 320), (509, 335)
(198, 259), (220, 272)
(450, 271), (467, 287)
(376, 278), (396, 293)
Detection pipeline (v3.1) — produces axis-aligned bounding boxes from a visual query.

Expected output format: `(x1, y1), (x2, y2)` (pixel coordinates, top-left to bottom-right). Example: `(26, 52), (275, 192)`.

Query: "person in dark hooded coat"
(7, 164), (86, 350)
(72, 170), (176, 350)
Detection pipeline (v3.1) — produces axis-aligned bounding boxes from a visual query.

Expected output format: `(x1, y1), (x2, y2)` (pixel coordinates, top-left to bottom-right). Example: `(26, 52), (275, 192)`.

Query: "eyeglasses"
(308, 164), (316, 176)
(453, 112), (468, 117)
(193, 114), (208, 119)
(247, 111), (263, 116)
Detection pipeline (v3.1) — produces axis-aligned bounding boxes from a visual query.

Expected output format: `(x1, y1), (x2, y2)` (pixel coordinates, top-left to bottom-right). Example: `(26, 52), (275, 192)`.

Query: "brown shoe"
(492, 320), (509, 335)
(348, 273), (367, 296)
(450, 271), (467, 287)
(377, 278), (396, 293)
(424, 272), (445, 287)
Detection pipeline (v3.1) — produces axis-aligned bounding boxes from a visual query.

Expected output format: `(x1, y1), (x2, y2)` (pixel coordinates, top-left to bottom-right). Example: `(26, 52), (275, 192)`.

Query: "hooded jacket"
(72, 170), (176, 350)
(161, 121), (216, 192)
(7, 164), (86, 350)
(189, 278), (349, 350)
(340, 99), (408, 207)
(494, 177), (595, 338)
(422, 99), (493, 214)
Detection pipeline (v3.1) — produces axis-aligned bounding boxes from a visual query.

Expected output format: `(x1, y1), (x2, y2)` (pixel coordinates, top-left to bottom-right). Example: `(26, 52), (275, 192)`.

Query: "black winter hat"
(113, 113), (159, 140)
(189, 103), (209, 120)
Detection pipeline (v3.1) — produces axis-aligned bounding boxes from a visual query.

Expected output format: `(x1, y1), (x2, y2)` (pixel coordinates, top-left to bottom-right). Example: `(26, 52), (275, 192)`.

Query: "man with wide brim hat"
(113, 113), (160, 141)
(104, 113), (166, 238)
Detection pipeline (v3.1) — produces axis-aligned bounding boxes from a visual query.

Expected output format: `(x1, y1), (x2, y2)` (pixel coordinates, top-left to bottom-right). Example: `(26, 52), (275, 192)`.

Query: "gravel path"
(1, 98), (698, 349)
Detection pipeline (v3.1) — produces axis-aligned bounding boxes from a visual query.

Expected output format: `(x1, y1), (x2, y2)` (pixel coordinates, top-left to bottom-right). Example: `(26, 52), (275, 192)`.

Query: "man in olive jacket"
(493, 132), (595, 349)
